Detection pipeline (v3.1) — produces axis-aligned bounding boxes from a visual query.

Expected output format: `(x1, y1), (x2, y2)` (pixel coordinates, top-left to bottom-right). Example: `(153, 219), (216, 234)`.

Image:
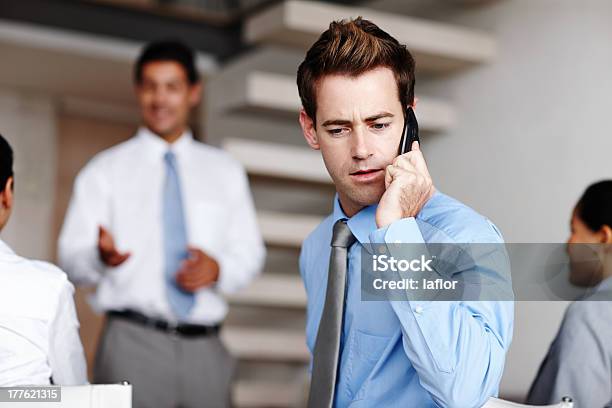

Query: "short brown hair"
(297, 17), (415, 124)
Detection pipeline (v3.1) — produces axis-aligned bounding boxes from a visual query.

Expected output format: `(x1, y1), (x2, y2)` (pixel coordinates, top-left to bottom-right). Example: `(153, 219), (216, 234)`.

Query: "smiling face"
(135, 61), (201, 142)
(300, 67), (405, 216)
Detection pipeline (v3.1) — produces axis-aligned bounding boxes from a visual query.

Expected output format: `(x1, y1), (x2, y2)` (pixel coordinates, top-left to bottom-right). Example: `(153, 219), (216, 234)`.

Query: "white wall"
(370, 0), (612, 399)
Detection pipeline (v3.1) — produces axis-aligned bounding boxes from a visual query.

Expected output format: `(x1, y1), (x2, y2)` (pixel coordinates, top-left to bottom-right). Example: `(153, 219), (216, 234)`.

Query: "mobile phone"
(397, 106), (419, 156)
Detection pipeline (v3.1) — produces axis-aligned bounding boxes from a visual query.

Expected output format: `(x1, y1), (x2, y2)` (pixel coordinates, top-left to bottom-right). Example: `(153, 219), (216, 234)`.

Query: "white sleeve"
(215, 163), (266, 294)
(58, 159), (110, 286)
(48, 281), (88, 385)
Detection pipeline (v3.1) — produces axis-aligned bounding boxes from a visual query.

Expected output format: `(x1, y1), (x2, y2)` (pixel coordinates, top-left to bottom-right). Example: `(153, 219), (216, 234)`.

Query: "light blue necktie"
(162, 150), (194, 320)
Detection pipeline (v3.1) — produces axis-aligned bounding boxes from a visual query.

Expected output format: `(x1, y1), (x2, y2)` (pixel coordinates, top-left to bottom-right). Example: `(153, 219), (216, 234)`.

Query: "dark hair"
(134, 40), (199, 85)
(297, 17), (415, 124)
(0, 134), (13, 193)
(576, 180), (612, 232)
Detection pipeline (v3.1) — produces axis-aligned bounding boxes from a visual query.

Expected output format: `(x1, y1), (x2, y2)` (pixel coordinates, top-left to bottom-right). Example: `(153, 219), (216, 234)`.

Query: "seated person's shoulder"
(26, 259), (72, 298)
(30, 260), (72, 288)
(418, 191), (503, 243)
(1, 256), (73, 320)
(563, 299), (612, 331)
(548, 300), (612, 359)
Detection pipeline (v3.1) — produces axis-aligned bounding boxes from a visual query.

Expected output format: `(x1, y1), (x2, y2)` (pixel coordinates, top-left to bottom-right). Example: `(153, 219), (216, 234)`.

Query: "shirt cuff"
(369, 218), (433, 317)
(369, 217), (425, 244)
(86, 248), (106, 284)
(215, 254), (236, 294)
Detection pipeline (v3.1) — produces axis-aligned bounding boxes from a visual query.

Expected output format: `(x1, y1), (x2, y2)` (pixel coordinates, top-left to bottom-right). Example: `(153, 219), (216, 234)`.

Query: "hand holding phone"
(397, 106), (419, 156)
(375, 106), (434, 228)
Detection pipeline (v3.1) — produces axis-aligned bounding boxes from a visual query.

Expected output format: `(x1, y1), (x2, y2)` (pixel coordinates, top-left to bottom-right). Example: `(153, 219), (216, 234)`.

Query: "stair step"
(228, 274), (307, 308)
(0, 19), (216, 104)
(233, 379), (305, 408)
(258, 210), (323, 247)
(222, 327), (310, 363)
(244, 0), (496, 73)
(224, 138), (330, 184)
(219, 71), (456, 131)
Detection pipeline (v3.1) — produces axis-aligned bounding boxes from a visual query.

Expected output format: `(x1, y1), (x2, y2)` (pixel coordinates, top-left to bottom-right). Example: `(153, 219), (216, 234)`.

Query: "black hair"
(134, 40), (199, 85)
(576, 180), (612, 232)
(0, 134), (13, 193)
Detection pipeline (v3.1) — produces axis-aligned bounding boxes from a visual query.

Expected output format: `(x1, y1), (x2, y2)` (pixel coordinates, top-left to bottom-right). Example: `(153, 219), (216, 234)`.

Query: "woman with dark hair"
(527, 180), (612, 407)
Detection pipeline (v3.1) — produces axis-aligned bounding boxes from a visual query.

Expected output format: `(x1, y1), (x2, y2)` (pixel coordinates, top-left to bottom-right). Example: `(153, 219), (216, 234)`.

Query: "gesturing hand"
(98, 226), (131, 267)
(176, 247), (220, 293)
(376, 141), (435, 228)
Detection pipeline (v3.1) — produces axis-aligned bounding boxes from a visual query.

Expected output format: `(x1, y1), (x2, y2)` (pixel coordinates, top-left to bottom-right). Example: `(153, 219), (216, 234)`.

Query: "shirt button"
(414, 306), (424, 315)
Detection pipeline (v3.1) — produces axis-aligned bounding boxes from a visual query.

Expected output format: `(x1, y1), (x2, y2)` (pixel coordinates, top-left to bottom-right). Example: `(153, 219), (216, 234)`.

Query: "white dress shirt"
(0, 239), (87, 386)
(58, 128), (265, 325)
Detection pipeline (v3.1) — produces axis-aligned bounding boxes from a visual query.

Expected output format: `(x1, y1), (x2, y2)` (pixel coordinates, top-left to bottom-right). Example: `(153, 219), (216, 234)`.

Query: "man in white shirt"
(58, 41), (265, 408)
(0, 134), (87, 386)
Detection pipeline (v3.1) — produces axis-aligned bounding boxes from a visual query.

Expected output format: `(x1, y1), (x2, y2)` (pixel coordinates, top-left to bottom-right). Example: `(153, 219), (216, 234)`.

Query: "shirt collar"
(332, 194), (379, 246)
(332, 190), (442, 246)
(135, 126), (193, 159)
(0, 238), (14, 256)
(596, 276), (612, 293)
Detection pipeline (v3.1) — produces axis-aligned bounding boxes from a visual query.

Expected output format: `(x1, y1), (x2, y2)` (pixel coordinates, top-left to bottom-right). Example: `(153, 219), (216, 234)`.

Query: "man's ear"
(189, 82), (203, 107)
(299, 109), (320, 150)
(599, 224), (612, 244)
(1, 177), (13, 211)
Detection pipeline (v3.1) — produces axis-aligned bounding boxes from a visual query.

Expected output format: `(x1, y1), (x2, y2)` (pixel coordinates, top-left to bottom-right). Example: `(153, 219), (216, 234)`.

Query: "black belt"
(108, 310), (220, 338)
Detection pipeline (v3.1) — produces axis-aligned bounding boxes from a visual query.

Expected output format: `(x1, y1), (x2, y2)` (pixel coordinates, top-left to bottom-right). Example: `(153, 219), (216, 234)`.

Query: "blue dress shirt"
(299, 191), (514, 407)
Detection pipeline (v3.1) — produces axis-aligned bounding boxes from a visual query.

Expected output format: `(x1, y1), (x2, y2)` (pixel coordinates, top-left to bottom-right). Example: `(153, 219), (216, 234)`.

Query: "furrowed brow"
(321, 119), (352, 127)
(365, 112), (394, 122)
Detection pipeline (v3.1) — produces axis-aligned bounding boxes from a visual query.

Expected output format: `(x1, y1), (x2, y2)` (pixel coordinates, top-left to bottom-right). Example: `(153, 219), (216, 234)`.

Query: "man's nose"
(351, 127), (372, 160)
(152, 88), (168, 105)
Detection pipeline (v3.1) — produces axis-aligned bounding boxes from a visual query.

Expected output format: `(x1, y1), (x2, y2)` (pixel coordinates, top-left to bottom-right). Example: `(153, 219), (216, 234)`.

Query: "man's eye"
(372, 123), (390, 130)
(170, 82), (186, 91)
(328, 128), (347, 135)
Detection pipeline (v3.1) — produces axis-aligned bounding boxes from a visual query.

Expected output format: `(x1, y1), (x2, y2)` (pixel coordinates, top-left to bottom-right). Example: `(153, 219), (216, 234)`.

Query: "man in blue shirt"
(296, 18), (514, 407)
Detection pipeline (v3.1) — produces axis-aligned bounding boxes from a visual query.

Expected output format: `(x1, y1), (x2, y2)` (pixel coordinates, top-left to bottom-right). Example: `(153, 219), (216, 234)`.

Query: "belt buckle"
(168, 321), (180, 338)
(145, 317), (158, 331)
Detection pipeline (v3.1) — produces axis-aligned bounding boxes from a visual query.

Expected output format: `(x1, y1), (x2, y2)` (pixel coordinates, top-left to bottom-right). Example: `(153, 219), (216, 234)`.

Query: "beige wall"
(0, 88), (57, 261)
(54, 113), (136, 379)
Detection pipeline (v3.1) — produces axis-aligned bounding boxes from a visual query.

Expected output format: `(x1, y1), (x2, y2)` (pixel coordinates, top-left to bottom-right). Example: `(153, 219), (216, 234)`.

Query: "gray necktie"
(308, 219), (356, 408)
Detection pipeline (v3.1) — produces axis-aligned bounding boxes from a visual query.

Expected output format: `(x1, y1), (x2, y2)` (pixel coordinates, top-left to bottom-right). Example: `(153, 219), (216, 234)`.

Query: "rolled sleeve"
(368, 216), (512, 407)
